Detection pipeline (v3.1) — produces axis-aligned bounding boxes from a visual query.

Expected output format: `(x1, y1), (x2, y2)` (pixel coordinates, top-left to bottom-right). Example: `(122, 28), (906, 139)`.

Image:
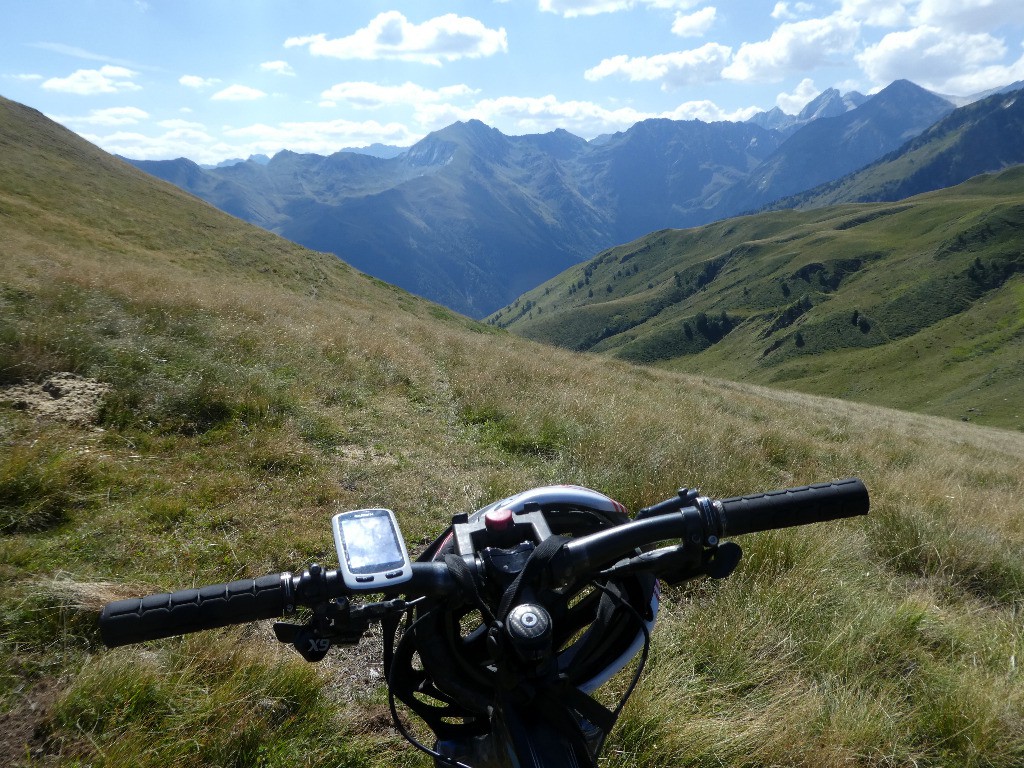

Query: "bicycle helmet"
(387, 485), (658, 741)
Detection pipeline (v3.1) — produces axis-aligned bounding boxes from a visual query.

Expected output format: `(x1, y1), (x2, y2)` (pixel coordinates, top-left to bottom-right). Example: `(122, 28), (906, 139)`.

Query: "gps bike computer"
(331, 508), (413, 591)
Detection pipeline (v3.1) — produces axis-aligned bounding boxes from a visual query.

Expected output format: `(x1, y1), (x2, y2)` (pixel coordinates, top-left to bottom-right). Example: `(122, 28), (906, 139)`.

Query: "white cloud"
(857, 25), (1019, 93)
(223, 119), (420, 154)
(42, 66), (141, 95)
(775, 77), (819, 113)
(722, 13), (860, 81)
(838, 0), (909, 27)
(285, 12), (508, 66)
(665, 99), (762, 122)
(415, 93), (653, 137)
(672, 7), (716, 37)
(158, 118), (208, 131)
(83, 116), (422, 165)
(31, 43), (138, 67)
(539, 0), (698, 17)
(540, 0), (631, 14)
(80, 88), (769, 164)
(85, 125), (221, 162)
(771, 2), (814, 20)
(319, 81), (477, 109)
(913, 0), (1024, 34)
(584, 42), (732, 87)
(936, 50), (1024, 96)
(260, 61), (295, 76)
(3, 73), (44, 82)
(411, 90), (760, 138)
(179, 74), (221, 89)
(56, 106), (150, 126)
(211, 84), (268, 101)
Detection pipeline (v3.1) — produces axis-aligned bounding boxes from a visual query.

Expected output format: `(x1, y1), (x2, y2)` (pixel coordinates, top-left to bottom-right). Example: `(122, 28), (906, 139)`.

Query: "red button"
(484, 508), (514, 531)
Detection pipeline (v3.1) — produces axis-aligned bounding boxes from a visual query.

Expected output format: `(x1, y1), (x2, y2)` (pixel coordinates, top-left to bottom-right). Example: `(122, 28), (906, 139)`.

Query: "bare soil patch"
(0, 373), (110, 426)
(0, 678), (63, 767)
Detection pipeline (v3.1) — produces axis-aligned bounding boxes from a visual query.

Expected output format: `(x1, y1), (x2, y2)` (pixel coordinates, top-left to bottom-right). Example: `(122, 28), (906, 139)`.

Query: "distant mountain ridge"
(129, 116), (779, 316)
(720, 80), (954, 212)
(746, 87), (868, 134)
(774, 87), (1024, 209)
(126, 79), (1006, 317)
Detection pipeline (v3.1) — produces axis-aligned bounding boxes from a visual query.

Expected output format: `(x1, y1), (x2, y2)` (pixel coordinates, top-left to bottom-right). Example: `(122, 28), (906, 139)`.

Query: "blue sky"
(3, 0), (1024, 164)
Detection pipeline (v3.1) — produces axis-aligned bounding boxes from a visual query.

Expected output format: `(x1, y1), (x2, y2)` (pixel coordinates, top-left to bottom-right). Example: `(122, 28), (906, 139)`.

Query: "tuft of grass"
(460, 402), (568, 457)
(46, 636), (406, 768)
(0, 437), (103, 533)
(867, 493), (1024, 603)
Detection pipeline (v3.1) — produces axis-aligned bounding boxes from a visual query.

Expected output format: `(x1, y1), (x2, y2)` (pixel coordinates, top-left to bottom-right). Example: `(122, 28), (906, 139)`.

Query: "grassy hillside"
(2, 95), (1023, 767)
(494, 168), (1024, 430)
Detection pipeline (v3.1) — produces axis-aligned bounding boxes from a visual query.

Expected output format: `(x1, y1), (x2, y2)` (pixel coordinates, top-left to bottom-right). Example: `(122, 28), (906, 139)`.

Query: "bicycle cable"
(386, 605), (475, 768)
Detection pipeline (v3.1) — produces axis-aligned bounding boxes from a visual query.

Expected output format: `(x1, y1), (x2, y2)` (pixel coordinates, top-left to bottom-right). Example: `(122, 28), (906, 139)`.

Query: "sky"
(3, 0), (1024, 165)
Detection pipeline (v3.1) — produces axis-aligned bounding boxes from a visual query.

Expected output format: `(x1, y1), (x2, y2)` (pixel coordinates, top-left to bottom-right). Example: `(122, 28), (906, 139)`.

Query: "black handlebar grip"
(718, 478), (869, 537)
(99, 574), (289, 647)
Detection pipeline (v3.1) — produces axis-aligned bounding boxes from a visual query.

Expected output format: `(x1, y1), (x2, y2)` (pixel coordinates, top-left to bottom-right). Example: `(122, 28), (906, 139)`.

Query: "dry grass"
(3, 249), (1023, 766)
(2, 101), (1023, 764)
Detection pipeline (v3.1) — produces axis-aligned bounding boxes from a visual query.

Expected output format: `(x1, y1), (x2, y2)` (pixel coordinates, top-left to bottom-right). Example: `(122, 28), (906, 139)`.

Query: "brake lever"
(704, 541), (742, 579)
(600, 544), (691, 577)
(599, 541), (743, 584)
(635, 488), (700, 520)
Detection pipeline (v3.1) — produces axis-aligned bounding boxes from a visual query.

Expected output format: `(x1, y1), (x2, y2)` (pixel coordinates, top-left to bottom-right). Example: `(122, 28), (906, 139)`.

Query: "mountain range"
(775, 86), (1024, 209)
(127, 79), (1003, 318)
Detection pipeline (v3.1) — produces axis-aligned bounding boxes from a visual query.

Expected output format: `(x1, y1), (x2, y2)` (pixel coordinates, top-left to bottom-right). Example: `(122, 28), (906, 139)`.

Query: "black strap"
(493, 534), (618, 733)
(444, 553), (496, 625)
(381, 609), (401, 679)
(562, 580), (625, 681)
(552, 675), (617, 733)
(496, 534), (570, 621)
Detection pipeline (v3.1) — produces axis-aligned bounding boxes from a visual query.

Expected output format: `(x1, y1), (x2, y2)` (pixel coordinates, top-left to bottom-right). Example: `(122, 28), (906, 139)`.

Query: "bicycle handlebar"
(100, 574), (291, 647)
(718, 478), (869, 536)
(556, 478), (867, 581)
(100, 562), (457, 648)
(99, 479), (868, 648)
